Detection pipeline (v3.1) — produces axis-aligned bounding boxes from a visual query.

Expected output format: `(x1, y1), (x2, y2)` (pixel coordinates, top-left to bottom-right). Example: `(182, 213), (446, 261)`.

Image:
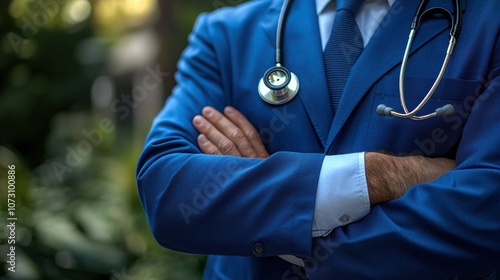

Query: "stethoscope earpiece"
(376, 104), (394, 117)
(435, 104), (455, 117)
(377, 103), (455, 119)
(259, 65), (300, 105)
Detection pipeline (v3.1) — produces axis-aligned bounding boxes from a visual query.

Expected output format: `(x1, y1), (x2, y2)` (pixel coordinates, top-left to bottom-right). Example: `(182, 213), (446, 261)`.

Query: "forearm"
(191, 106), (457, 235)
(365, 152), (455, 205)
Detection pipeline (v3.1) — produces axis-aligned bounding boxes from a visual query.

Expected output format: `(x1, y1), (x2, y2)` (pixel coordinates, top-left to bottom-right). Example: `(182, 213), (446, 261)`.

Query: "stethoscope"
(258, 0), (462, 121)
(258, 0), (298, 105)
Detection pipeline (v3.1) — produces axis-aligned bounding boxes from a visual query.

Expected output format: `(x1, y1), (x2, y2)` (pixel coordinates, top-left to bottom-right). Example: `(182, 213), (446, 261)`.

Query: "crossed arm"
(192, 105), (455, 205)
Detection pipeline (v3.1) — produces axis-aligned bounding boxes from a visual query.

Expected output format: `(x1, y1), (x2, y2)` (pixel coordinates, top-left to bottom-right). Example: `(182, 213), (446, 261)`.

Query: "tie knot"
(336, 0), (364, 13)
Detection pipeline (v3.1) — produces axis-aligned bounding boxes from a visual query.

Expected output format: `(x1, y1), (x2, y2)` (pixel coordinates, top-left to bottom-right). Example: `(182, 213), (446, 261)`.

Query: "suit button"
(339, 214), (350, 224)
(252, 243), (267, 256)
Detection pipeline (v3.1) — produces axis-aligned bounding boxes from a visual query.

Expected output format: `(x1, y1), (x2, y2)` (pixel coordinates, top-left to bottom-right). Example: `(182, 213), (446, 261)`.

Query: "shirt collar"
(316, 0), (395, 14)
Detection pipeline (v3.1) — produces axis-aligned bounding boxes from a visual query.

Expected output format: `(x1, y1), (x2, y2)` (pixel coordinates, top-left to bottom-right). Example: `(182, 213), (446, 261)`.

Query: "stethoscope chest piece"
(258, 65), (300, 105)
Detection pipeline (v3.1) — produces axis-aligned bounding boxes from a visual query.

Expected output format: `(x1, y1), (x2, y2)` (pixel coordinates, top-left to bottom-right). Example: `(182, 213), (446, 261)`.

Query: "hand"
(192, 106), (269, 159)
(365, 152), (456, 205)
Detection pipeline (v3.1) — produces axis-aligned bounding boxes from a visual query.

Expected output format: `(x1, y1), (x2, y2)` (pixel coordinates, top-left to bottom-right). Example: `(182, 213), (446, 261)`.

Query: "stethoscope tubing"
(395, 31), (457, 120)
(380, 0), (462, 120)
(260, 0), (462, 121)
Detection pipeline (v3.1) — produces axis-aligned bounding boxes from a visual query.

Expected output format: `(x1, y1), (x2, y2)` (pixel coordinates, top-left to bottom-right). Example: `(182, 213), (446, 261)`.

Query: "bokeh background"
(0, 0), (247, 279)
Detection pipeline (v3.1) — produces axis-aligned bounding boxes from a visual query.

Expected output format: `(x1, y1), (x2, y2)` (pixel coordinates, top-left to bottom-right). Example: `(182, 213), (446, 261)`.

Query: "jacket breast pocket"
(366, 76), (480, 157)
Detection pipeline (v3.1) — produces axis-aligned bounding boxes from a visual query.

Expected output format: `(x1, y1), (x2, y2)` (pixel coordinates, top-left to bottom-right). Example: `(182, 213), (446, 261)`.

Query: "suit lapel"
(261, 0), (333, 147)
(325, 0), (466, 150)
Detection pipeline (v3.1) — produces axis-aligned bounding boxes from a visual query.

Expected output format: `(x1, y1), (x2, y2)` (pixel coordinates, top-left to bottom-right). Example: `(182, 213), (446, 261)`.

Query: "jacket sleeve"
(136, 12), (324, 257)
(306, 34), (500, 280)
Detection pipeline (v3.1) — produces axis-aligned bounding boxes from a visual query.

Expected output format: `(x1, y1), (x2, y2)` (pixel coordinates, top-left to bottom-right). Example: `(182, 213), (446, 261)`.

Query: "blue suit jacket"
(136, 0), (500, 279)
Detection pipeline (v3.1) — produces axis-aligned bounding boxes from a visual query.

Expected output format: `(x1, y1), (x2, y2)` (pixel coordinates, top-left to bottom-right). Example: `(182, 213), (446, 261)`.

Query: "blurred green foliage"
(0, 0), (247, 279)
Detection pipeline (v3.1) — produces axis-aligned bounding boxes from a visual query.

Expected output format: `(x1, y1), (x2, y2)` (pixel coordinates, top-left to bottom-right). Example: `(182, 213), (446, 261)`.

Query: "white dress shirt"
(280, 0), (394, 267)
(313, 0), (394, 238)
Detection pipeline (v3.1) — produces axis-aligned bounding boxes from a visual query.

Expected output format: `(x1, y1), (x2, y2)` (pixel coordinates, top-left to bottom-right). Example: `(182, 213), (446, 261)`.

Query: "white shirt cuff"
(312, 152), (370, 237)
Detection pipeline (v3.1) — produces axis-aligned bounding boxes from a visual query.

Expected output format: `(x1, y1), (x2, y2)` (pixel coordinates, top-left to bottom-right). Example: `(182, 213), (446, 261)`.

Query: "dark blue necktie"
(323, 0), (365, 114)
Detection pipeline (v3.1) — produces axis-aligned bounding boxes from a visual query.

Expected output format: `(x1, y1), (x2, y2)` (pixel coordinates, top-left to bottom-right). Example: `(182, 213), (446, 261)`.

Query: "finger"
(224, 106), (269, 159)
(193, 115), (242, 156)
(202, 107), (258, 158)
(197, 134), (222, 155)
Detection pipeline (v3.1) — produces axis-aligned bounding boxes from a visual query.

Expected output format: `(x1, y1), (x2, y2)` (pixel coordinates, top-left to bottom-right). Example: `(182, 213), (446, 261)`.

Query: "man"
(136, 0), (500, 279)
